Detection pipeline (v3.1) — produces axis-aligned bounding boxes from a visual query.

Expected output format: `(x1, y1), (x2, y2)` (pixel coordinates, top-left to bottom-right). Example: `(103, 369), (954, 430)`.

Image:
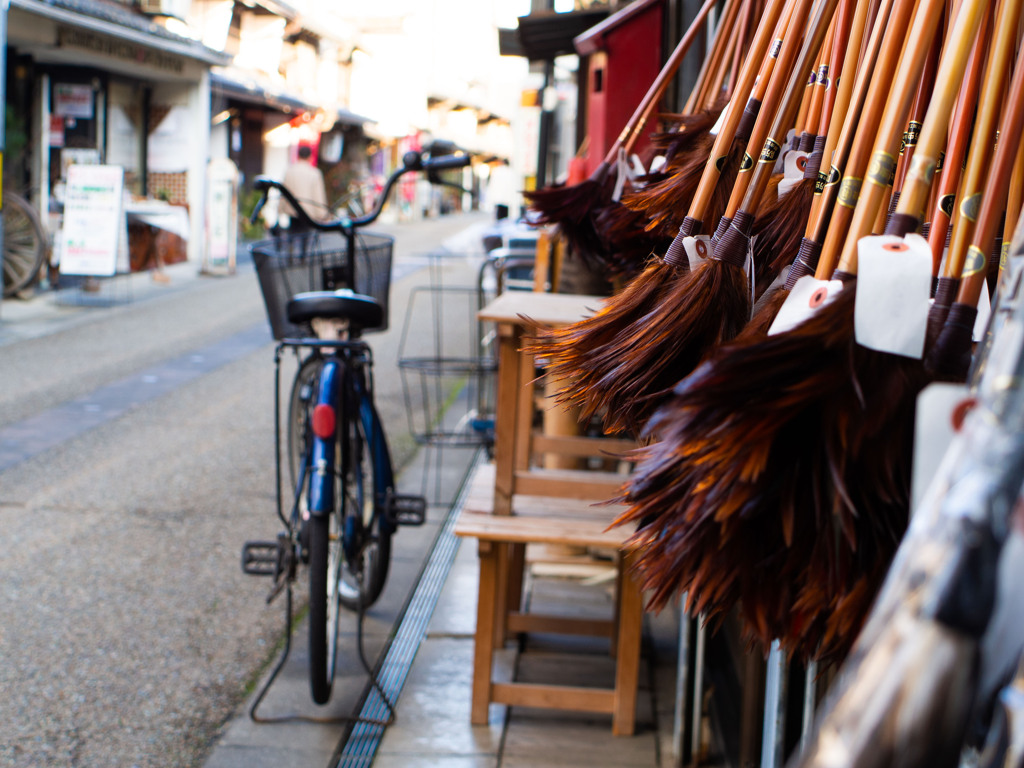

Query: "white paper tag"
(854, 234), (932, 358)
(648, 155), (666, 175)
(777, 150), (810, 198)
(974, 281), (992, 341)
(709, 99), (729, 136)
(611, 148), (629, 202)
(682, 235), (713, 271)
(768, 275), (845, 335)
(911, 382), (969, 513)
(629, 153), (646, 179)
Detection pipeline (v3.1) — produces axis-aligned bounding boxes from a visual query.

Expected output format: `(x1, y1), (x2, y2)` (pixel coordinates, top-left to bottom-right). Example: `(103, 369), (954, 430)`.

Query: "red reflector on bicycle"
(312, 404), (336, 439)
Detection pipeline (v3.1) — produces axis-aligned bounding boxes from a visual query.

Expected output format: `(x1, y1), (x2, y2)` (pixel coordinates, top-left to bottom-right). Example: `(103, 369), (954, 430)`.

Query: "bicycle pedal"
(386, 493), (427, 526)
(241, 540), (281, 576)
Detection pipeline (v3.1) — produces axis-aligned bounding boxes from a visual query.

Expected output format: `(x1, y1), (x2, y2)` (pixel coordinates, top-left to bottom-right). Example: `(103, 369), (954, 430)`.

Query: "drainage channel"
(333, 448), (484, 767)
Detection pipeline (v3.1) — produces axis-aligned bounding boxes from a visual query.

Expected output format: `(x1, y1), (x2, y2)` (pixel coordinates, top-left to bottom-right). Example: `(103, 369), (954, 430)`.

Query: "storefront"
(7, 0), (227, 269)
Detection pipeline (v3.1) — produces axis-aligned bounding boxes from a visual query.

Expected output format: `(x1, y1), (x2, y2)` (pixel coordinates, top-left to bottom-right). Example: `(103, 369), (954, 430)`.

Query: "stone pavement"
(370, 500), (683, 768)
(0, 215), (688, 767)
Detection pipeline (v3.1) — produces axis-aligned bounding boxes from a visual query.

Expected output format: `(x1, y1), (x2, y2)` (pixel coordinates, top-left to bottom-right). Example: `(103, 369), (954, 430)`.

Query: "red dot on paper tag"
(808, 286), (829, 308)
(696, 240), (708, 258)
(951, 398), (977, 432)
(882, 242), (909, 252)
(796, 155), (807, 172)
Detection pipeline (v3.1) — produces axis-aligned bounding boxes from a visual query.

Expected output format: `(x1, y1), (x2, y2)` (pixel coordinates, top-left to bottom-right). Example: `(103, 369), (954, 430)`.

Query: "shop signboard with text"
(59, 165), (129, 276)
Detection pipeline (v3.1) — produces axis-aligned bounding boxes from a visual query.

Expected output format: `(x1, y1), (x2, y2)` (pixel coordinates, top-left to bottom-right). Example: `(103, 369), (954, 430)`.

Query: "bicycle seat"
(287, 290), (384, 331)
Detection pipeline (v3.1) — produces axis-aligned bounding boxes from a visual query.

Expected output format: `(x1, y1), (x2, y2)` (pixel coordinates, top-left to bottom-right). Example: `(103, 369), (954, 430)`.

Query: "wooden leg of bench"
(611, 559), (623, 658)
(494, 543), (510, 649)
(472, 540), (499, 724)
(612, 556), (643, 736)
(505, 543), (526, 641)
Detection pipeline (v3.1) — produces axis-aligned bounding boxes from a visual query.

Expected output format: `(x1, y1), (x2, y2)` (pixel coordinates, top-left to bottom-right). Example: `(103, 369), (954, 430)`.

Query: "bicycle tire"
(288, 355), (338, 703)
(337, 398), (392, 611)
(2, 191), (47, 298)
(287, 356), (322, 509)
(307, 510), (341, 704)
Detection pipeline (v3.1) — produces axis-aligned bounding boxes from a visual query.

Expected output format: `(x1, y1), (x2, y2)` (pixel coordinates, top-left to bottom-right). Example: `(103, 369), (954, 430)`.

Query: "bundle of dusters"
(523, 0), (1022, 666)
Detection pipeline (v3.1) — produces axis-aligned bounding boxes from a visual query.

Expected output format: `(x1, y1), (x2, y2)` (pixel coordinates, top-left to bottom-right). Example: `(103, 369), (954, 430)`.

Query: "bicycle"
(240, 145), (473, 715)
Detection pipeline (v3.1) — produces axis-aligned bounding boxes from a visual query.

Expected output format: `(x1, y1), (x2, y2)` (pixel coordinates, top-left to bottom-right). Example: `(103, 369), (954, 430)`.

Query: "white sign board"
(59, 165), (128, 277)
(54, 83), (94, 118)
(204, 158), (239, 275)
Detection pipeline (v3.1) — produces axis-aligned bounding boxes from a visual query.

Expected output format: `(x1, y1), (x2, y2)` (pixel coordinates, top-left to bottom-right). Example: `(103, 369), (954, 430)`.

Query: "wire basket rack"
(397, 279), (497, 450)
(251, 230), (394, 339)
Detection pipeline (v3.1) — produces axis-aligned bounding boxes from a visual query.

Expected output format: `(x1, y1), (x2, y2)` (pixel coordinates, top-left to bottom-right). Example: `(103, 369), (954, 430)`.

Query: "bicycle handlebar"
(251, 146), (473, 231)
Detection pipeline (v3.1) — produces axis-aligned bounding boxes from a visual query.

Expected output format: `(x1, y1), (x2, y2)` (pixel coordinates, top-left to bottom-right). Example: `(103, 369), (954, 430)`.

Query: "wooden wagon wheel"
(2, 191), (47, 298)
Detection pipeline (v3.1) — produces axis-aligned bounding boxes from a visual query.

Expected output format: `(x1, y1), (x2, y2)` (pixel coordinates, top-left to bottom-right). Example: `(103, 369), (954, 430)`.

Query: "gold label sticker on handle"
(770, 39), (783, 58)
(867, 151), (896, 187)
(815, 172), (827, 194)
(740, 153), (754, 172)
(838, 177), (862, 208)
(960, 193), (982, 222)
(759, 139), (782, 164)
(908, 154), (937, 185)
(904, 121), (922, 147)
(962, 245), (987, 277)
(1001, 241), (1010, 272)
(939, 194), (956, 217)
(715, 155), (727, 172)
(825, 166), (841, 187)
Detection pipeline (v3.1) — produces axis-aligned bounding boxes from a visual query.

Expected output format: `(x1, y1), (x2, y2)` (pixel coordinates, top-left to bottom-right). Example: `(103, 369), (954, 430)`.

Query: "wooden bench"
(455, 463), (643, 736)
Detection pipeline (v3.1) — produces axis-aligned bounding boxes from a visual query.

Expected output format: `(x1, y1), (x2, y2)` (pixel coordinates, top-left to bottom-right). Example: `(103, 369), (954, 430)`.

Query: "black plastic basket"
(251, 230), (395, 339)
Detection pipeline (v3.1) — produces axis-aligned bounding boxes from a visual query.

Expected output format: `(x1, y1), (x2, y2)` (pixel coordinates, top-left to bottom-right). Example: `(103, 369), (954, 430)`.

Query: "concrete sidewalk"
(368, 479), (680, 768)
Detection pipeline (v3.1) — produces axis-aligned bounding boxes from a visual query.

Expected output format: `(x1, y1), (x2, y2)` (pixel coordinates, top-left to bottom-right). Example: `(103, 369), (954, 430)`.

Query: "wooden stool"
(455, 464), (643, 736)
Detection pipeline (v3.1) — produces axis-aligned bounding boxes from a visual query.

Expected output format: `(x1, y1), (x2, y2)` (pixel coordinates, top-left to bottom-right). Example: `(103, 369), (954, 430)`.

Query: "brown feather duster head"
(616, 284), (929, 663)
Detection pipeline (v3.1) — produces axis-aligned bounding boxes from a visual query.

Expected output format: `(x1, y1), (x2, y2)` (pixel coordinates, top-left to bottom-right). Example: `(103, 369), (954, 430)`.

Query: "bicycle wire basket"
(251, 230), (395, 339)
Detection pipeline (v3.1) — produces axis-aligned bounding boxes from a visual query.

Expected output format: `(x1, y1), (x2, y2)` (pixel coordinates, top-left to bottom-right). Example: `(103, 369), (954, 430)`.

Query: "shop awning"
(12, 0), (230, 66)
(335, 107), (374, 127)
(211, 70), (316, 115)
(211, 70), (374, 126)
(499, 8), (609, 61)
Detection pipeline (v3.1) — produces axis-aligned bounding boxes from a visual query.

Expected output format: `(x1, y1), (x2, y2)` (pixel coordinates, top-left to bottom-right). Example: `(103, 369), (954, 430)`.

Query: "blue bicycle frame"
(306, 347), (396, 536)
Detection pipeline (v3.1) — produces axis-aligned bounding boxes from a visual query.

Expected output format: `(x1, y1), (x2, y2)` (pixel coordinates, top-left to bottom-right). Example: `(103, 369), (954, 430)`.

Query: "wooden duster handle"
(885, 0), (988, 232)
(682, 0), (793, 230)
(684, 0), (749, 114)
(721, 0), (825, 222)
(942, 0), (1019, 284)
(830, 0), (946, 275)
(999, 128), (1024, 284)
(692, 0), (746, 113)
(735, 0), (842, 221)
(804, 0), (872, 237)
(925, 11), (989, 278)
(812, 0), (916, 277)
(956, 8), (1024, 310)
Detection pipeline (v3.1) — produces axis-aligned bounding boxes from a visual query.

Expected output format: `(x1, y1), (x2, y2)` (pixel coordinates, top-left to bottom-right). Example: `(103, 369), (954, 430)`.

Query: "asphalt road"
(0, 211), (493, 767)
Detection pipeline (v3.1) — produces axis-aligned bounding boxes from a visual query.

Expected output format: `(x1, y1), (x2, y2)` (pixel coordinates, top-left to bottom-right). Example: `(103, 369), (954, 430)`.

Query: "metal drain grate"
(334, 450), (484, 767)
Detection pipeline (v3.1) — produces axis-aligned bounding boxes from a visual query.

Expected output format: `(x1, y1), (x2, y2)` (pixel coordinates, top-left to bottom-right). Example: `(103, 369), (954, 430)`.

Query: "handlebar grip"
(250, 193), (267, 225)
(253, 176), (274, 191)
(422, 154), (472, 172)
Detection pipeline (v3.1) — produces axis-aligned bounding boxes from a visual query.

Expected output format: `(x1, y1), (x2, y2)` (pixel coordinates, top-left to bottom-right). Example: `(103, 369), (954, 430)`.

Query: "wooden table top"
(478, 291), (606, 327)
